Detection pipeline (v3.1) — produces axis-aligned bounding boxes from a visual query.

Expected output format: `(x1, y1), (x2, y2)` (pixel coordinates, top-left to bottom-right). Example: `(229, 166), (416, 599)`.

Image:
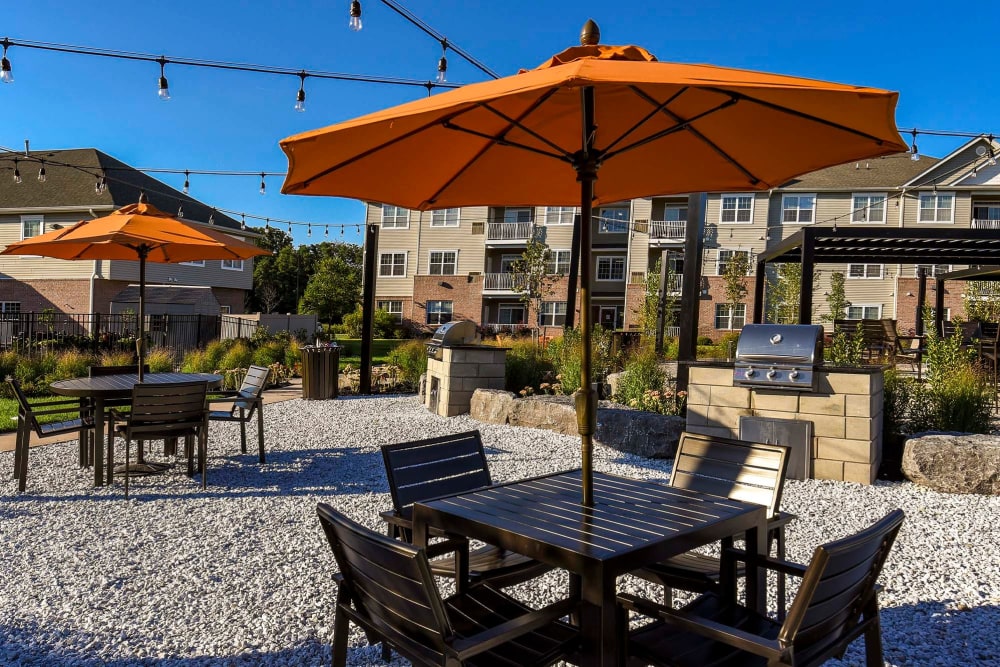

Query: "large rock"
(596, 408), (683, 459)
(470, 389), (516, 425)
(902, 433), (1000, 495)
(508, 395), (578, 435)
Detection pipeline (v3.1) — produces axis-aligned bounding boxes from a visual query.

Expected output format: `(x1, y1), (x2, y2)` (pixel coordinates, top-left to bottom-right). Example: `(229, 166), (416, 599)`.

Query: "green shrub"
(718, 332), (740, 358)
(0, 349), (20, 381)
(219, 340), (253, 371)
(54, 349), (94, 381)
(544, 327), (618, 395)
(284, 343), (302, 369)
(180, 349), (212, 374)
(386, 339), (428, 388)
(502, 338), (553, 392)
(15, 354), (58, 396)
(203, 339), (229, 371)
(340, 305), (399, 339)
(252, 340), (286, 367)
(697, 335), (714, 346)
(100, 350), (135, 367)
(145, 347), (176, 373)
(828, 324), (864, 366)
(928, 364), (993, 434)
(613, 350), (666, 407)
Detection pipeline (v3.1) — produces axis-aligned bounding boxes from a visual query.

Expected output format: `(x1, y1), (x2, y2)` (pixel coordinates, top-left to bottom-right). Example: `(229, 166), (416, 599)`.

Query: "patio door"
(598, 306), (622, 330)
(498, 304), (527, 325)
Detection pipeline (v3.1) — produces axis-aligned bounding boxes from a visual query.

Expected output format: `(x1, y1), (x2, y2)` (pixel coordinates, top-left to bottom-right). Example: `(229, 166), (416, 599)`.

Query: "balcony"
(649, 219), (686, 243)
(972, 219), (1000, 230)
(482, 323), (531, 334)
(628, 273), (683, 293)
(486, 221), (532, 244)
(483, 272), (526, 292)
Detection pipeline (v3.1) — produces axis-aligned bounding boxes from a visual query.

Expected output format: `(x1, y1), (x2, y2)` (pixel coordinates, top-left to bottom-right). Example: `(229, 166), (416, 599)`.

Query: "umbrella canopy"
(1, 196), (270, 379)
(279, 21), (908, 504)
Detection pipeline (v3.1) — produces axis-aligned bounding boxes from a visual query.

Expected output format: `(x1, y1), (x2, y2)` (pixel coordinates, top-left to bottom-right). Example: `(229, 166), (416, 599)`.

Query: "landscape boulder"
(469, 389), (516, 425)
(508, 395), (578, 435)
(902, 433), (1000, 495)
(595, 408), (683, 459)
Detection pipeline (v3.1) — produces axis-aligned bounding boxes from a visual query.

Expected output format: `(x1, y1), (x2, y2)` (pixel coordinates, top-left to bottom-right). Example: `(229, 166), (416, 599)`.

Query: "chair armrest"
(768, 511), (796, 532)
(450, 596), (578, 660)
(721, 548), (809, 578)
(29, 398), (88, 408)
(617, 593), (782, 660)
(206, 393), (241, 403)
(25, 405), (88, 418)
(380, 510), (412, 530)
(424, 536), (469, 559)
(108, 408), (130, 422)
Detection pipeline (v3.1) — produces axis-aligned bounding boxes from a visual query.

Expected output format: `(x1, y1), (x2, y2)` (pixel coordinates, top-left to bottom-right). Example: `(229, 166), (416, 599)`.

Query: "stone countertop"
(681, 359), (886, 374)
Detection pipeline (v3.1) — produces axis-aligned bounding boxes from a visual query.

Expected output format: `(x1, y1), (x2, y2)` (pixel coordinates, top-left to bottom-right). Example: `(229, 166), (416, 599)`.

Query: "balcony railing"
(482, 323), (531, 334)
(649, 219), (686, 240)
(627, 273), (683, 292)
(486, 221), (533, 241)
(972, 219), (1000, 229)
(483, 272), (527, 291)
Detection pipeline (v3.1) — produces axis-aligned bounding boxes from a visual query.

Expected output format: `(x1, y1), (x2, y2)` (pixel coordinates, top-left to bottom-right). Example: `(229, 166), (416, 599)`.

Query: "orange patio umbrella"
(279, 20), (907, 504)
(0, 194), (270, 380)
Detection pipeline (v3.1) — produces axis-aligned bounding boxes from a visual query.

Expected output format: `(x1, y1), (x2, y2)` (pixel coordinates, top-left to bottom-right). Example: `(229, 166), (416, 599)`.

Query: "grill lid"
(430, 320), (478, 346)
(734, 324), (823, 364)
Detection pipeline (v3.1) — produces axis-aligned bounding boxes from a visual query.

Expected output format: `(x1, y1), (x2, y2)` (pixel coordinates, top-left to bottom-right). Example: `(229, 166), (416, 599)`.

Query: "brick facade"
(894, 279), (966, 333)
(699, 277), (757, 340)
(213, 287), (247, 314)
(0, 279), (91, 313)
(413, 274), (485, 333)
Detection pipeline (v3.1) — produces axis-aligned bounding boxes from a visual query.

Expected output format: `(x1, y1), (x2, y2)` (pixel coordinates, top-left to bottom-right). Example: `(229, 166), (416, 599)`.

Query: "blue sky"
(3, 0), (997, 246)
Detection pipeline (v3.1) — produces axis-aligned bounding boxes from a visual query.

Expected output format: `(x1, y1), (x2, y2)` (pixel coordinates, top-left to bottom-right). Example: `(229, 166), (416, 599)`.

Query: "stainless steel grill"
(426, 320), (479, 360)
(733, 324), (824, 392)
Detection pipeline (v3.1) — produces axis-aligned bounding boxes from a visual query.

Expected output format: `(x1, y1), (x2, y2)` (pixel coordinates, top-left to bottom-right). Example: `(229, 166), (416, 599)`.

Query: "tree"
(636, 257), (678, 341)
(512, 232), (559, 337)
(721, 250), (750, 329)
(299, 243), (364, 323)
(248, 227), (294, 313)
(964, 281), (1000, 322)
(822, 272), (849, 322)
(766, 263), (803, 324)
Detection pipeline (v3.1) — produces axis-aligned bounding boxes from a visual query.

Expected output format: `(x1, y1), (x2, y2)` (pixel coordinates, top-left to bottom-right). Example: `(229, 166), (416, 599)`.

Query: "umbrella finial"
(138, 191), (148, 204)
(580, 19), (600, 46)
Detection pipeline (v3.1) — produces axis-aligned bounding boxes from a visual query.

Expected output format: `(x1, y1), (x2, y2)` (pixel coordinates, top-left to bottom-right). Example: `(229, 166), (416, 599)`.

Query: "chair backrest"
(981, 321), (1000, 343)
(381, 430), (492, 512)
(89, 364), (150, 377)
(316, 502), (452, 661)
(779, 509), (905, 663)
(669, 432), (790, 520)
(125, 380), (208, 437)
(234, 365), (270, 413)
(6, 377), (40, 433)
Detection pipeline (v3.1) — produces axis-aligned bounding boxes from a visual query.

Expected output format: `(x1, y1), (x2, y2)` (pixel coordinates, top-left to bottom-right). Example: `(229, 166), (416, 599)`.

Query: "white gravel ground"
(1, 395), (998, 666)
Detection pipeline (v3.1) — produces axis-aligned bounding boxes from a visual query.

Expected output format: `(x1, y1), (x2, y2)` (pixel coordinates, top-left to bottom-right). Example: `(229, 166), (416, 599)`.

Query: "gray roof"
(780, 152), (940, 190)
(111, 285), (220, 306)
(0, 148), (241, 230)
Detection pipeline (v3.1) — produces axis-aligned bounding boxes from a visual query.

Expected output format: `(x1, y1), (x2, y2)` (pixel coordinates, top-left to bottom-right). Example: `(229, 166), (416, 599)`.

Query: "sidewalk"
(0, 378), (305, 454)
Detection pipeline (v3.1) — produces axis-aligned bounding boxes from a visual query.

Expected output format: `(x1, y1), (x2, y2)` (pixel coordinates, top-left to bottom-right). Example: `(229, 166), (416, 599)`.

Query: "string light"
(295, 72), (306, 112)
(95, 174), (106, 193)
(307, 223), (312, 237)
(156, 57), (170, 101)
(12, 159), (21, 184)
(436, 39), (448, 84)
(324, 225), (329, 237)
(287, 221), (292, 234)
(182, 170), (190, 194)
(209, 208), (216, 224)
(177, 205), (184, 218)
(1, 39), (13, 84)
(37, 165), (45, 182)
(259, 172), (266, 195)
(910, 129), (919, 161)
(349, 0), (363, 31)
(264, 218), (270, 230)
(241, 213), (247, 230)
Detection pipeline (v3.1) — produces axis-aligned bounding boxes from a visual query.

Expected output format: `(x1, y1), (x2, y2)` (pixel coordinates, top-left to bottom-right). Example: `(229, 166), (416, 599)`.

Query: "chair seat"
(208, 409), (238, 421)
(38, 417), (90, 437)
(445, 584), (578, 667)
(629, 592), (779, 667)
(432, 545), (553, 588)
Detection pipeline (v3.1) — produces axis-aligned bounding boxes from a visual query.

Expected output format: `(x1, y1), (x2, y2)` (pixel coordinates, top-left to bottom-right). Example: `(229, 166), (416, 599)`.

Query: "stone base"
(902, 433), (1000, 495)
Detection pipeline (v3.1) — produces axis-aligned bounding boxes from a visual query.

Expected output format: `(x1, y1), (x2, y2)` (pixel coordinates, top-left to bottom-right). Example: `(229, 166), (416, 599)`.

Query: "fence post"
(93, 311), (101, 353)
(196, 314), (203, 347)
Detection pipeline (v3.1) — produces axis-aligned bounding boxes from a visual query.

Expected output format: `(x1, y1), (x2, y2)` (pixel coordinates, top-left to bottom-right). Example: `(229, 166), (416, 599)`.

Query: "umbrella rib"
(601, 86), (690, 155)
(601, 98), (739, 162)
(477, 92), (574, 159)
(629, 85), (762, 186)
(441, 122), (571, 162)
(704, 87), (891, 144)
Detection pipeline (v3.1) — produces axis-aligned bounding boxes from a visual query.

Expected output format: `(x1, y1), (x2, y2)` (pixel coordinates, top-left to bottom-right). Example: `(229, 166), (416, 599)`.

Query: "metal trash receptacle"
(300, 345), (340, 399)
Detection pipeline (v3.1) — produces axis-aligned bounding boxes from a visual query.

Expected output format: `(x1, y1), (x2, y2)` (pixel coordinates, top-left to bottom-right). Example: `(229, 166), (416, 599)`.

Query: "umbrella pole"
(137, 247), (147, 382)
(576, 86), (598, 507)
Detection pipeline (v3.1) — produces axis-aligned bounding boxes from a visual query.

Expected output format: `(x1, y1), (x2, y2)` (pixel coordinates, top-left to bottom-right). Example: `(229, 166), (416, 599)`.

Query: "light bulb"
(349, 0), (363, 31)
(209, 210), (215, 224)
(308, 224), (312, 237)
(265, 218), (270, 230)
(158, 76), (170, 100)
(241, 214), (247, 230)
(910, 143), (920, 161)
(1, 53), (12, 84)
(324, 225), (329, 237)
(37, 166), (46, 183)
(13, 165), (21, 184)
(178, 206), (184, 218)
(260, 173), (266, 195)
(287, 222), (292, 234)
(183, 171), (190, 193)
(295, 73), (306, 112)
(437, 55), (447, 83)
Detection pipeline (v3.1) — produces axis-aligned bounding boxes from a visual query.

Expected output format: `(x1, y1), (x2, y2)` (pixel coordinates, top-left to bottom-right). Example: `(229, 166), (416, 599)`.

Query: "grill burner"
(733, 324), (824, 391)
(426, 320), (479, 360)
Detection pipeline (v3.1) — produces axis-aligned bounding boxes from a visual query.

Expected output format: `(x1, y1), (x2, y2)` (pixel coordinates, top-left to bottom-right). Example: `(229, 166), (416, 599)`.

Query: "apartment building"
(368, 136), (998, 338)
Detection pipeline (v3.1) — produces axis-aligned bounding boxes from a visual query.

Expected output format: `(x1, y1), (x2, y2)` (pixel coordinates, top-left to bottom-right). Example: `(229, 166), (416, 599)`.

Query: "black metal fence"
(0, 312), (260, 358)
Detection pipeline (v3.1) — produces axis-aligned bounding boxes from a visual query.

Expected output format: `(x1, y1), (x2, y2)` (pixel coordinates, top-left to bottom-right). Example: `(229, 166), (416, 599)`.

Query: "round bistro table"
(50, 372), (223, 487)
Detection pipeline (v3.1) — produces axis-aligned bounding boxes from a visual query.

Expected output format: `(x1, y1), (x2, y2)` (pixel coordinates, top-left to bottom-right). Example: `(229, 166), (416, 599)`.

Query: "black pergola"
(753, 227), (1000, 335)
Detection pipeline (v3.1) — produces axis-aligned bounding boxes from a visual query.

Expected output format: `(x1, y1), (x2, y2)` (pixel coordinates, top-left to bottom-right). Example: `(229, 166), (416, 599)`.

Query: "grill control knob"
(766, 369), (777, 379)
(744, 367), (756, 379)
(789, 369), (800, 380)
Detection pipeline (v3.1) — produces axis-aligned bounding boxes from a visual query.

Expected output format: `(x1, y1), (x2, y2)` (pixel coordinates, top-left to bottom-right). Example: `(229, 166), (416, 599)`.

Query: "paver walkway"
(0, 378), (304, 454)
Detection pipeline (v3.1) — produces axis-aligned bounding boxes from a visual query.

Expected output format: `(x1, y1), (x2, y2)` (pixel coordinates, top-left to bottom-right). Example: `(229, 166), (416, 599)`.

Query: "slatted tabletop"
(50, 372), (222, 398)
(412, 469), (767, 667)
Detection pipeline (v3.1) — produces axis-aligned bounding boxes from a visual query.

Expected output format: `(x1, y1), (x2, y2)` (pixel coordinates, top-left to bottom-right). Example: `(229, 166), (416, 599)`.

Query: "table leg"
(745, 514), (768, 615)
(93, 397), (105, 486)
(579, 570), (620, 667)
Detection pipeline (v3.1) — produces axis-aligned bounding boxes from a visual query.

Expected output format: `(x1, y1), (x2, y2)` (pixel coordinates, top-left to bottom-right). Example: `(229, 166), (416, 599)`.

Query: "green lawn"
(333, 339), (407, 366)
(0, 396), (83, 434)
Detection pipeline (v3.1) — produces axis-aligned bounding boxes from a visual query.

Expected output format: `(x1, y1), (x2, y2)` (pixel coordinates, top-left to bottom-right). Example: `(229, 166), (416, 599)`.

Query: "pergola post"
(753, 259), (766, 323)
(934, 276), (945, 337)
(360, 224), (379, 394)
(915, 267), (926, 337)
(676, 193), (704, 392)
(798, 230), (815, 324)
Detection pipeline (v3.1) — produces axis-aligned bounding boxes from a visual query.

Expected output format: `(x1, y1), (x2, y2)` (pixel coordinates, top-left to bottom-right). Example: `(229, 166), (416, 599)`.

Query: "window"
(847, 304), (882, 319)
(545, 249), (571, 274)
(973, 202), (1000, 221)
(851, 193), (887, 223)
(0, 302), (20, 321)
(221, 259), (244, 271)
(918, 193), (954, 223)
(499, 254), (520, 273)
(381, 204), (410, 228)
(376, 300), (403, 322)
(717, 249), (750, 276)
(544, 206), (577, 225)
(715, 304), (746, 330)
(781, 194), (815, 224)
(180, 260), (205, 267)
(914, 264), (952, 277)
(720, 194), (753, 223)
(20, 215), (44, 240)
(219, 305), (232, 314)
(539, 302), (567, 327)
(596, 256), (625, 281)
(597, 207), (629, 233)
(848, 264), (883, 279)
(428, 250), (457, 275)
(498, 304), (527, 325)
(662, 206), (687, 221)
(431, 208), (460, 227)
(426, 300), (453, 325)
(503, 207), (533, 224)
(379, 252), (406, 277)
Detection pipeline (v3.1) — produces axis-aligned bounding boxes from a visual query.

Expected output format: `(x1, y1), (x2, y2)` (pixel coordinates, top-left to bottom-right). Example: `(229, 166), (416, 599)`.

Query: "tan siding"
(708, 192), (768, 273)
(419, 206), (486, 276)
(816, 192), (853, 226)
(0, 213), (97, 279)
(371, 202), (418, 299)
(900, 189), (967, 227)
(913, 143), (983, 186)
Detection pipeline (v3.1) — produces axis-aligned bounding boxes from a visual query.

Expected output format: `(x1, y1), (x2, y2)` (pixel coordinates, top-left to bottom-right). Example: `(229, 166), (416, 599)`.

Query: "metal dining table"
(50, 372), (222, 487)
(412, 469), (767, 667)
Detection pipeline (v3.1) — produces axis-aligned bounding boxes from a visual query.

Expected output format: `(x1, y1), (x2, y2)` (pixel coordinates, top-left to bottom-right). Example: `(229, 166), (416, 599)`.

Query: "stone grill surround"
(686, 364), (883, 485)
(425, 346), (507, 417)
